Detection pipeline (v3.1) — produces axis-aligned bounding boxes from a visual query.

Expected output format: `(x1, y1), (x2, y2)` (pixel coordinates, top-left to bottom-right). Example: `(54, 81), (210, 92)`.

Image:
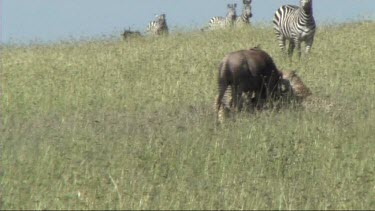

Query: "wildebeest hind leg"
(231, 85), (245, 112)
(216, 81), (228, 114)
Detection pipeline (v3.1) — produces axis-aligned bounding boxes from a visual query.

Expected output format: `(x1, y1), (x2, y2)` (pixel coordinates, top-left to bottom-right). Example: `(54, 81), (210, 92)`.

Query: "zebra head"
(226, 3), (237, 22)
(156, 14), (167, 26)
(300, 0), (313, 15)
(300, 0), (313, 9)
(242, 0), (253, 18)
(157, 14), (166, 21)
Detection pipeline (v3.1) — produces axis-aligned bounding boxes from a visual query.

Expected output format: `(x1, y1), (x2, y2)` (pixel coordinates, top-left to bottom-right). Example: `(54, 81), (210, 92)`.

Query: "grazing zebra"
(273, 0), (316, 58)
(236, 0), (253, 27)
(147, 14), (169, 36)
(208, 4), (237, 30)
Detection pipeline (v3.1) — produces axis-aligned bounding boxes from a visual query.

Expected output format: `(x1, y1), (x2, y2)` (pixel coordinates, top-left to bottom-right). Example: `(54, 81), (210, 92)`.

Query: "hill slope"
(1, 22), (375, 209)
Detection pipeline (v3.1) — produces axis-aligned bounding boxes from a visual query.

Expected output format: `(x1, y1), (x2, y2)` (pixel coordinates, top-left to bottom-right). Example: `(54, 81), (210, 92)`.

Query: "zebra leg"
(277, 35), (287, 54)
(305, 36), (314, 54)
(295, 38), (302, 59)
(288, 40), (295, 58)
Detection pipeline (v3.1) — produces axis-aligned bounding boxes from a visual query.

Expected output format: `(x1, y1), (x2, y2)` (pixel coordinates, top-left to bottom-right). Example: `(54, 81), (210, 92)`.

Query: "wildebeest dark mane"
(122, 28), (142, 40)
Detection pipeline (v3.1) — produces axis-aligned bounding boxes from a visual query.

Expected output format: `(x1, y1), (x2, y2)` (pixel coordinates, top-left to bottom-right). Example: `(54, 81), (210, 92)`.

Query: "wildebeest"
(216, 65), (312, 122)
(122, 28), (142, 40)
(215, 47), (282, 117)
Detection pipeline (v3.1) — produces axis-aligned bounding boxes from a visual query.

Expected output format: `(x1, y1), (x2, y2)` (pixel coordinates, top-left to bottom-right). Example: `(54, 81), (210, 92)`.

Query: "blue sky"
(1, 0), (374, 44)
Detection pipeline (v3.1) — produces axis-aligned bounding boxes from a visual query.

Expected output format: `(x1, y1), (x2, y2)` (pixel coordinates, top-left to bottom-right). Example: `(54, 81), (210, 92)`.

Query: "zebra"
(207, 4), (237, 30)
(273, 0), (316, 58)
(236, 0), (253, 27)
(146, 14), (169, 36)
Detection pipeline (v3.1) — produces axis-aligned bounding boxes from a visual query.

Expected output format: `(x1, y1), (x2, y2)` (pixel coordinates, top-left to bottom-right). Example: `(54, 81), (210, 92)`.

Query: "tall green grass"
(1, 22), (375, 210)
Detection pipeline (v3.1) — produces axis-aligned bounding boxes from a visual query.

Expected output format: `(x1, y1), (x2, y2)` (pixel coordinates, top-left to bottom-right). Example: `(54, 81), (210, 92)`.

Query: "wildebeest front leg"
(244, 91), (256, 112)
(237, 86), (245, 112)
(253, 80), (268, 110)
(253, 90), (266, 110)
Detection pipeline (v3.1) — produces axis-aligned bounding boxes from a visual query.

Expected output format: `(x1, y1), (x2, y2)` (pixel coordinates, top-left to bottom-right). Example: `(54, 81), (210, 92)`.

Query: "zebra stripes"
(147, 14), (169, 36)
(236, 0), (253, 26)
(208, 4), (237, 30)
(273, 0), (316, 58)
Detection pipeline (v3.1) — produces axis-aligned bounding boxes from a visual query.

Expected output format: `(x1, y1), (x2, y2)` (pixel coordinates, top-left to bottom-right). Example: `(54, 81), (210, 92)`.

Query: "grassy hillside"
(1, 22), (375, 210)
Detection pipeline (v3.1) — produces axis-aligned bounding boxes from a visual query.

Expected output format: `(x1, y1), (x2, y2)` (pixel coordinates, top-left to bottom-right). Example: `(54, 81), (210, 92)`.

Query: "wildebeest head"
(122, 28), (141, 40)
